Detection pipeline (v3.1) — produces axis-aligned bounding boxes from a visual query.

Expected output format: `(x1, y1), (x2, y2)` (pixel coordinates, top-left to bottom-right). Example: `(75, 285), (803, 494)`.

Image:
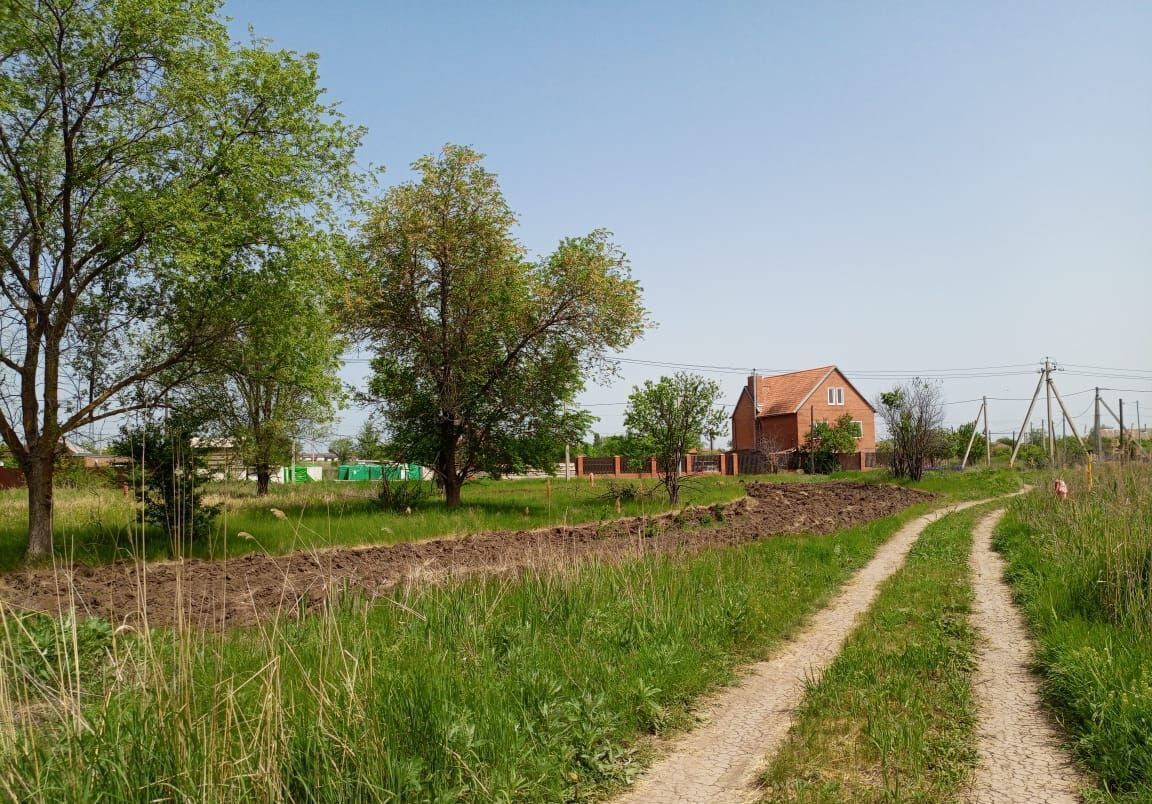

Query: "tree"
(950, 421), (987, 463)
(112, 412), (221, 557)
(803, 413), (860, 474)
(329, 437), (355, 465)
(190, 239), (345, 494)
(348, 145), (647, 506)
(876, 379), (946, 481)
(0, 0), (362, 558)
(355, 420), (386, 463)
(624, 372), (725, 503)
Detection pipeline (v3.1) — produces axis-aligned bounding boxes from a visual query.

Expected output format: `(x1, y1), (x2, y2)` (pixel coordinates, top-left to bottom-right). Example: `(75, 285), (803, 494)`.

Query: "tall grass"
(995, 463), (1152, 800)
(0, 504), (934, 802)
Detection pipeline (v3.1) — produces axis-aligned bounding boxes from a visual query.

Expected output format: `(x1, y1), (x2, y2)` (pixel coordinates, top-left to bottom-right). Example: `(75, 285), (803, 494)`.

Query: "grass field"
(0, 501), (940, 802)
(0, 468), (1023, 570)
(0, 474), (753, 570)
(994, 463), (1152, 802)
(759, 505), (990, 802)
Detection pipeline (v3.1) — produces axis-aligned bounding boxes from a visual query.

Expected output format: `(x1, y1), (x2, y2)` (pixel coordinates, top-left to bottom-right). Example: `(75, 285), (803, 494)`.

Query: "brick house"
(730, 366), (876, 464)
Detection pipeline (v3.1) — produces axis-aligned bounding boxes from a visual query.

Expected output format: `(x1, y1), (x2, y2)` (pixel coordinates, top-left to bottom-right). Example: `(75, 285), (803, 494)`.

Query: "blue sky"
(226, 1), (1152, 446)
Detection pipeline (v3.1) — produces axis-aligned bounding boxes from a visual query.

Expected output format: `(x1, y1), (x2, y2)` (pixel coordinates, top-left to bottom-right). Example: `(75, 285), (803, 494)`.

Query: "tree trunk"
(256, 466), (271, 496)
(25, 457), (55, 561)
(444, 476), (462, 507)
(438, 420), (462, 508)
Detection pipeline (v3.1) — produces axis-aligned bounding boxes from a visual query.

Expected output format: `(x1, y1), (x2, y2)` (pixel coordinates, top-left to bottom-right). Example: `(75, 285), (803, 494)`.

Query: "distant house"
(60, 438), (129, 469)
(730, 366), (877, 466)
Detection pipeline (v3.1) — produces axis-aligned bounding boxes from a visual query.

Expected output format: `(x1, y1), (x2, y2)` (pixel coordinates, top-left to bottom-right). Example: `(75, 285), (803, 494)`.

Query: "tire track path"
(614, 494), (1016, 804)
(965, 508), (1084, 803)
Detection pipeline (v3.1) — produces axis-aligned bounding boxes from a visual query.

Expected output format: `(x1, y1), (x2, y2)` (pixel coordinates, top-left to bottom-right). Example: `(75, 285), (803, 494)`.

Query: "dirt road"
(965, 508), (1084, 803)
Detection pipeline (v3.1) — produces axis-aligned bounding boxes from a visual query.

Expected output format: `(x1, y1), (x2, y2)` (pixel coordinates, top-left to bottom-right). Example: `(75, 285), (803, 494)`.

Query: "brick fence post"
(685, 452), (694, 474)
(732, 452), (740, 476)
(649, 457), (658, 477)
(576, 455), (585, 477)
(719, 453), (727, 475)
(613, 455), (622, 476)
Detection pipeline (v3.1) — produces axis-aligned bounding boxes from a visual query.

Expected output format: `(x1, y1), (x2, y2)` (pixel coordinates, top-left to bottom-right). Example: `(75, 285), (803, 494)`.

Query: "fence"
(575, 453), (731, 478)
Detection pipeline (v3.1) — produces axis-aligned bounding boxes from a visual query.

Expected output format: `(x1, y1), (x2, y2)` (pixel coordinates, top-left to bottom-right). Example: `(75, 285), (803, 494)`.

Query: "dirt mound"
(0, 482), (931, 629)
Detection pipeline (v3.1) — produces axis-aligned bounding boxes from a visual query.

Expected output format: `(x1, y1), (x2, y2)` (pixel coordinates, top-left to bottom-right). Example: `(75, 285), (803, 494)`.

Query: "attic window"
(827, 387), (845, 405)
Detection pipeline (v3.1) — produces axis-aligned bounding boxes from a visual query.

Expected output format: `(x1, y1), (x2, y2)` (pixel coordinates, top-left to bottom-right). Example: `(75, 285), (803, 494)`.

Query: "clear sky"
(225, 0), (1152, 446)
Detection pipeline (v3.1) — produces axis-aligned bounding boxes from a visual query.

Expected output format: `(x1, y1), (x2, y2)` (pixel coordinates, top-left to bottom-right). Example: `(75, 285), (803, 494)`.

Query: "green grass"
(0, 475), (753, 570)
(0, 469), (1022, 570)
(994, 464), (1152, 802)
(758, 505), (992, 803)
(0, 502), (941, 802)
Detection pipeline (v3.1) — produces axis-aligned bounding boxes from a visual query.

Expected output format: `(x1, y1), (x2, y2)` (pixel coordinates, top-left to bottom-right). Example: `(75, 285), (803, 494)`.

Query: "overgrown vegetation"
(759, 505), (989, 802)
(995, 464), (1152, 800)
(0, 505), (934, 801)
(112, 417), (221, 556)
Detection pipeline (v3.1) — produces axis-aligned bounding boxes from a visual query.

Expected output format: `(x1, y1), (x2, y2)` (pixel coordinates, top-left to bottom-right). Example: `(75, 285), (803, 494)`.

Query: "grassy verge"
(0, 502), (940, 802)
(994, 464), (1152, 802)
(758, 505), (992, 803)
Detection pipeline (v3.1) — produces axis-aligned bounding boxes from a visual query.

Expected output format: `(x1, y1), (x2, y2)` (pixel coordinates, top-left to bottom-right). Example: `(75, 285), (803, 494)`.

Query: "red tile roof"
(752, 366), (836, 416)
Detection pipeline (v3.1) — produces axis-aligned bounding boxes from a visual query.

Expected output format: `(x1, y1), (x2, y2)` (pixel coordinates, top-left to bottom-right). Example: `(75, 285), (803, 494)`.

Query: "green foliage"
(950, 421), (988, 462)
(189, 236), (346, 493)
(329, 438), (356, 465)
(624, 372), (726, 503)
(112, 415), (220, 554)
(375, 479), (429, 513)
(348, 145), (646, 505)
(4, 612), (115, 690)
(802, 413), (860, 474)
(995, 466), (1152, 796)
(0, 0), (364, 558)
(877, 380), (947, 481)
(355, 421), (388, 463)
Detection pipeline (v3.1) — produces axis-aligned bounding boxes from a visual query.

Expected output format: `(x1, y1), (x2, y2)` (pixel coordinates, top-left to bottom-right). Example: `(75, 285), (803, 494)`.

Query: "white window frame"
(827, 387), (845, 406)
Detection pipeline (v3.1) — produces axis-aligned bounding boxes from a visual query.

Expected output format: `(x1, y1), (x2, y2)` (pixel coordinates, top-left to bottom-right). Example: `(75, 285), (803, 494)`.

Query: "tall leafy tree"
(0, 0), (361, 557)
(349, 145), (647, 506)
(192, 236), (345, 494)
(624, 372), (725, 503)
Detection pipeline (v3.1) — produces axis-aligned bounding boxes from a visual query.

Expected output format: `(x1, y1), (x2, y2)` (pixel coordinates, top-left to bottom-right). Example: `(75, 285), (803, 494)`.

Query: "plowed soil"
(0, 482), (930, 629)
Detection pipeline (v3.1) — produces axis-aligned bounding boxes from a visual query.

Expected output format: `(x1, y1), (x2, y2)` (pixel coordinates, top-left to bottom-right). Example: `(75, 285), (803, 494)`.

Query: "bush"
(376, 478), (429, 512)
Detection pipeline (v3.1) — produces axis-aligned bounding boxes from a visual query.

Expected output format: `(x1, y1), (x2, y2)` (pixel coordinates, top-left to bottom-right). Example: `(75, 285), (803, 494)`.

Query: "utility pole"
(1044, 357), (1054, 463)
(1009, 366), (1048, 466)
(961, 398), (984, 470)
(984, 396), (991, 467)
(1119, 399), (1125, 457)
(1094, 388), (1102, 456)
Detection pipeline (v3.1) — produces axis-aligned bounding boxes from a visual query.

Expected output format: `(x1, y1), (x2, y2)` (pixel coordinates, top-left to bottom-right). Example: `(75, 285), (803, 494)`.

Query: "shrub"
(376, 478), (429, 512)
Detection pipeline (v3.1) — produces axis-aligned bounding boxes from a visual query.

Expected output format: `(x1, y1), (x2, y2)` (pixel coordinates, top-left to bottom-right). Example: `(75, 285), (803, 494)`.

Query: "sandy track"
(965, 508), (1084, 803)
(613, 495), (1011, 804)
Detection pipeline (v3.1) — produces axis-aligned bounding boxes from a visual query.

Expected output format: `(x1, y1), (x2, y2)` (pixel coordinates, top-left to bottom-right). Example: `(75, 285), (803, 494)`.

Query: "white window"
(851, 420), (863, 437)
(827, 387), (844, 405)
